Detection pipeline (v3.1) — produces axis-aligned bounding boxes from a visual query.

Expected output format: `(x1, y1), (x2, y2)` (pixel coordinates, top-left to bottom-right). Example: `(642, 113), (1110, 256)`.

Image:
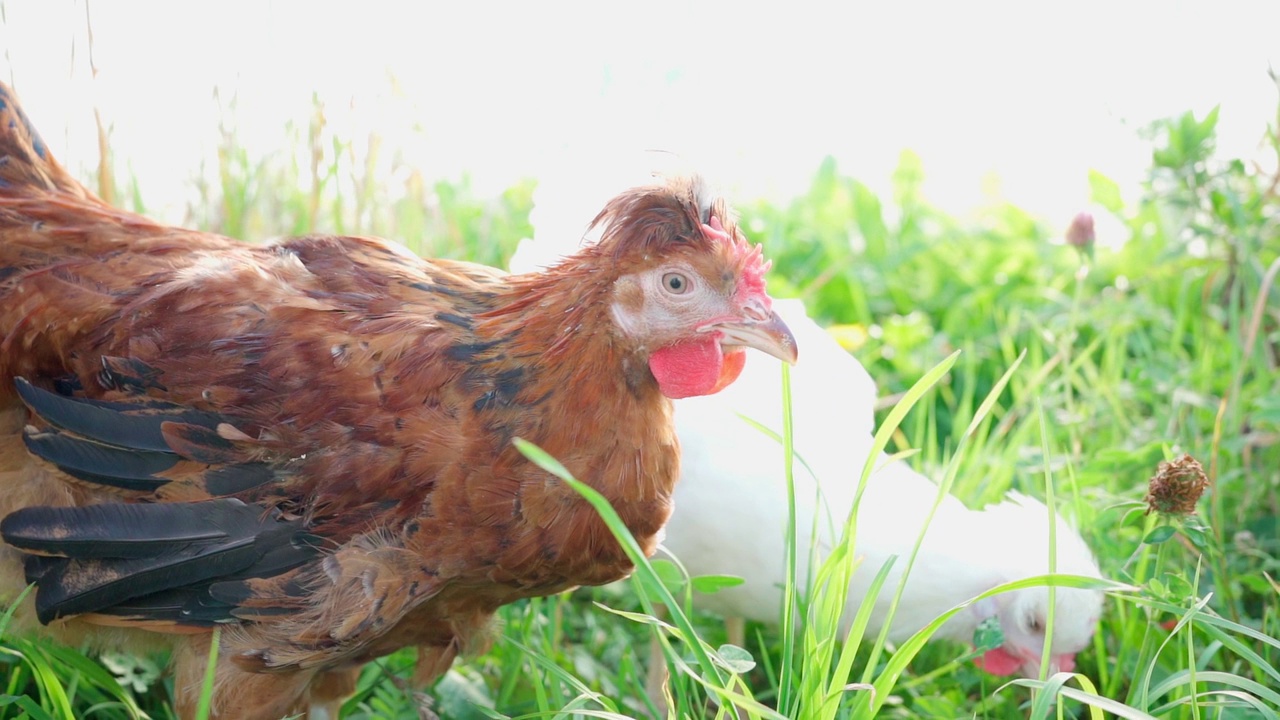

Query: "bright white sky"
(1, 1), (1277, 236)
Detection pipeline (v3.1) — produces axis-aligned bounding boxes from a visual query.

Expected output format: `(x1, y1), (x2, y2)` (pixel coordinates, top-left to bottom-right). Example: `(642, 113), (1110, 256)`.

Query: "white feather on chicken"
(512, 155), (1105, 678)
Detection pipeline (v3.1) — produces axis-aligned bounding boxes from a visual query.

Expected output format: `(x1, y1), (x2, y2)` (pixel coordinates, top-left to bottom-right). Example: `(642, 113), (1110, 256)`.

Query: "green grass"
(1, 93), (1278, 719)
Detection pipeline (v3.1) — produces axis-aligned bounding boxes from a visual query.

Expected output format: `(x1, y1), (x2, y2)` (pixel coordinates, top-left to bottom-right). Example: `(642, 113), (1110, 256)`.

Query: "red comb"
(703, 216), (770, 299)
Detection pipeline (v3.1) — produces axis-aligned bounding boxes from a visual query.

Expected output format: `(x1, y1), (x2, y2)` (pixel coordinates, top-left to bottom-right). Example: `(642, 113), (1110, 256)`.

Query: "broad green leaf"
(973, 615), (1004, 651)
(1088, 169), (1124, 214)
(691, 574), (746, 595)
(715, 644), (757, 674)
(1143, 525), (1176, 545)
(649, 559), (687, 595)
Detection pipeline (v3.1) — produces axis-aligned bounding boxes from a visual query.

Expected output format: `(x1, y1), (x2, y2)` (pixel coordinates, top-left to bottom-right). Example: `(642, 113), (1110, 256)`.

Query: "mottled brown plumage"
(0, 82), (796, 719)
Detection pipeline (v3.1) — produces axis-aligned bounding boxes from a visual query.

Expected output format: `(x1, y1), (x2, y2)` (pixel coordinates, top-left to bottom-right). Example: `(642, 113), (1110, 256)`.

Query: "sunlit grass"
(1, 91), (1278, 719)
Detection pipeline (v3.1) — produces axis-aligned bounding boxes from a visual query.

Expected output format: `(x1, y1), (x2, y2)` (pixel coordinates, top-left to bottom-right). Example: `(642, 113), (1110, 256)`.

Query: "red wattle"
(649, 338), (744, 399)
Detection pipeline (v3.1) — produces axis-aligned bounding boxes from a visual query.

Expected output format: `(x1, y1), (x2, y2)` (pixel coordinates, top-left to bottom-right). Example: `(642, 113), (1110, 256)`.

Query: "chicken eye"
(662, 272), (691, 295)
(1027, 617), (1044, 634)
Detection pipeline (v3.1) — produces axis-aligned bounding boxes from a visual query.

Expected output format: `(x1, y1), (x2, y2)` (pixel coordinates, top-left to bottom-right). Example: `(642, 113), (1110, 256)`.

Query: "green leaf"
(1195, 105), (1221, 146)
(434, 669), (499, 720)
(715, 644), (757, 674)
(1164, 575), (1197, 606)
(1147, 577), (1168, 597)
(0, 584), (35, 637)
(1007, 679), (1160, 720)
(195, 627), (221, 720)
(1025, 672), (1099, 720)
(1088, 170), (1124, 213)
(0, 693), (56, 720)
(1181, 524), (1210, 552)
(973, 615), (1005, 651)
(1143, 525), (1177, 545)
(593, 603), (676, 630)
(851, 180), (889, 258)
(690, 574), (745, 595)
(649, 559), (686, 594)
(1148, 670), (1280, 708)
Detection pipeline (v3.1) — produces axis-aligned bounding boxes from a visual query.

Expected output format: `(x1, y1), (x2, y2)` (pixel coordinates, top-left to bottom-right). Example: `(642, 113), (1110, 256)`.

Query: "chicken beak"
(713, 308), (798, 365)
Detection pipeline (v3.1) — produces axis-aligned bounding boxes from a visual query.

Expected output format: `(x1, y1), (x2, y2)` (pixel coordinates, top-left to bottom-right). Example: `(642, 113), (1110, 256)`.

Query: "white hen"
(511, 158), (1105, 678)
(669, 313), (1104, 675)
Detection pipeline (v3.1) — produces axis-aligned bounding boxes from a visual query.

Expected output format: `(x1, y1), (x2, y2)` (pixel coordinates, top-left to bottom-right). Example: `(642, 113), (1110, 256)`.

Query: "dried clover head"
(1145, 454), (1209, 517)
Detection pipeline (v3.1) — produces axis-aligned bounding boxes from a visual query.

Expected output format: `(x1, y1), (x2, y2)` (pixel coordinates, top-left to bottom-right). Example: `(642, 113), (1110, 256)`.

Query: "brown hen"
(0, 82), (796, 719)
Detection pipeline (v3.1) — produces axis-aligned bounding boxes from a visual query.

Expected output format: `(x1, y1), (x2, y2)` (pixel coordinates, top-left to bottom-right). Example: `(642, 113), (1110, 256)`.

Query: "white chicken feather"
(512, 157), (1105, 678)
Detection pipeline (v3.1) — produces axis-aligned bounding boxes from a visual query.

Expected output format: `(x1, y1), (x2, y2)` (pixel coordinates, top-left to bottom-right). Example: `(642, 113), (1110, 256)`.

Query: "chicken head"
(972, 581), (1103, 677)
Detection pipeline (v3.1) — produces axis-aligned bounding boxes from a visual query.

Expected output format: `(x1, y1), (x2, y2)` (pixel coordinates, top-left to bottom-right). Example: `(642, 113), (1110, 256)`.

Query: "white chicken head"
(966, 494), (1105, 677)
(971, 582), (1103, 677)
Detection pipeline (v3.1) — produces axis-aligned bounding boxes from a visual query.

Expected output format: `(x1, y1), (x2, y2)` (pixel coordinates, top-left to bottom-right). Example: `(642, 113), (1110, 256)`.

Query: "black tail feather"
(23, 427), (178, 488)
(0, 498), (317, 624)
(15, 377), (280, 497)
(25, 539), (260, 623)
(93, 532), (325, 626)
(15, 377), (226, 454)
(97, 355), (168, 394)
(2, 498), (268, 558)
(21, 423), (278, 496)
